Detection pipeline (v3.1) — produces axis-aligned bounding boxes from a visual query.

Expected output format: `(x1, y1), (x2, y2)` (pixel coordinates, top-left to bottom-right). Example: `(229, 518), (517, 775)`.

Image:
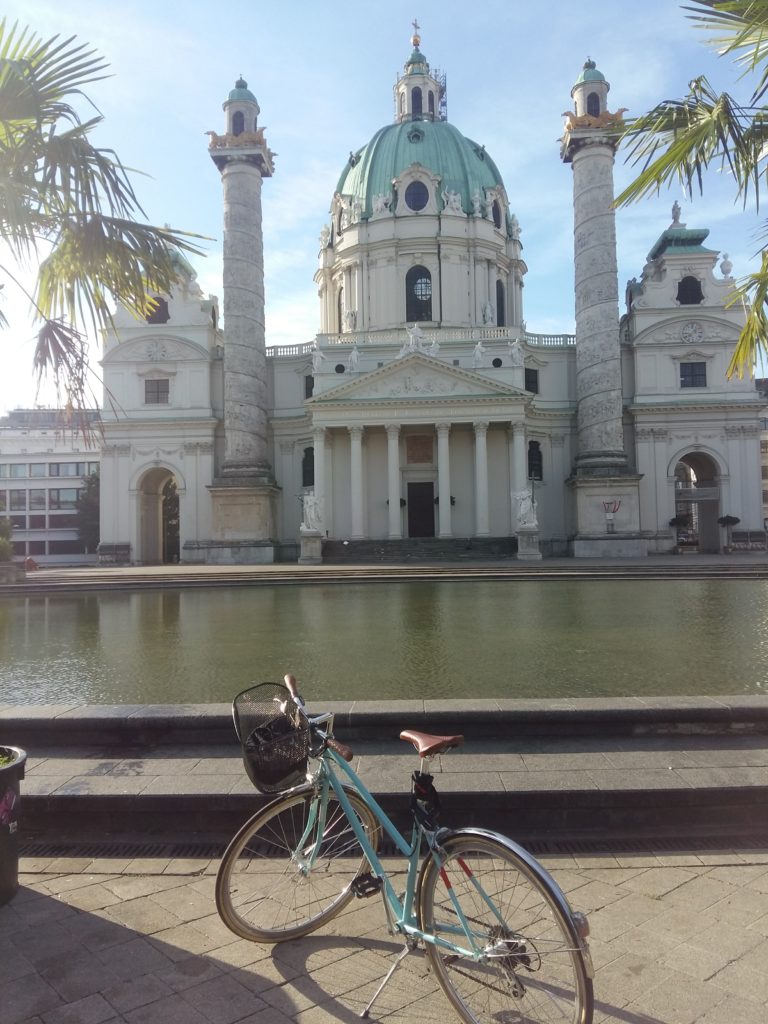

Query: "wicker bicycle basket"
(233, 682), (310, 794)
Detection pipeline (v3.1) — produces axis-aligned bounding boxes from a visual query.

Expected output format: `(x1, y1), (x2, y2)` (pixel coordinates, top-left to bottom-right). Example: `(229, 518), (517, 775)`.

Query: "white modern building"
(0, 409), (100, 564)
(97, 36), (765, 564)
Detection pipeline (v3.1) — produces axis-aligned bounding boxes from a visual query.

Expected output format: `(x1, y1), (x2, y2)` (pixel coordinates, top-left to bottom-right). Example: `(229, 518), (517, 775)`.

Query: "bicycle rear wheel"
(216, 785), (380, 942)
(418, 831), (593, 1024)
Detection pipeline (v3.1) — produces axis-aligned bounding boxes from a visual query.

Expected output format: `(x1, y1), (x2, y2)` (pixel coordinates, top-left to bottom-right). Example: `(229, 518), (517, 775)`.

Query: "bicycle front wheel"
(216, 785), (380, 943)
(418, 832), (593, 1024)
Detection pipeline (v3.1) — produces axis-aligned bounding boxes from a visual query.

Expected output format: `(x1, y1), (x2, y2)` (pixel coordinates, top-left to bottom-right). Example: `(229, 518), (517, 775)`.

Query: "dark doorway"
(407, 481), (435, 537)
(162, 478), (180, 563)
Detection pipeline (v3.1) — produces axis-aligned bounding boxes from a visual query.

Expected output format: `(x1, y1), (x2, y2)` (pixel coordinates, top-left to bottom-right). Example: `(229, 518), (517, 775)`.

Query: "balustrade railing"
(267, 327), (575, 358)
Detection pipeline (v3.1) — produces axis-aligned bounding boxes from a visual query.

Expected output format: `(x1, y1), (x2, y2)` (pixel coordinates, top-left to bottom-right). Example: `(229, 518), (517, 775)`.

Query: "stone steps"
(5, 698), (768, 844)
(322, 537), (518, 563)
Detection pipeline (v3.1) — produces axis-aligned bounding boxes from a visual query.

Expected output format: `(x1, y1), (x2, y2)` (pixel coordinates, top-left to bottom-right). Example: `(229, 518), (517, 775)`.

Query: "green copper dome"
(227, 77), (257, 103)
(574, 59), (606, 86)
(336, 119), (507, 224)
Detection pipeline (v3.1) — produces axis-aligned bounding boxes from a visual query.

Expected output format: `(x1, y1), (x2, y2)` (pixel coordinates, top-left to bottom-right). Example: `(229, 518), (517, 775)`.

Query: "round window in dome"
(405, 181), (429, 212)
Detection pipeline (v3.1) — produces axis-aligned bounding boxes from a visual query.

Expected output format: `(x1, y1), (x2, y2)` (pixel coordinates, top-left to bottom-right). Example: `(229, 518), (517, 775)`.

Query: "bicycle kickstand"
(360, 940), (417, 1020)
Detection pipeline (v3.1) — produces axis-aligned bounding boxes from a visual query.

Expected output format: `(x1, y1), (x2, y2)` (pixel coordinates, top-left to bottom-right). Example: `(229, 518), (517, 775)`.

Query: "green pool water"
(1, 579), (766, 704)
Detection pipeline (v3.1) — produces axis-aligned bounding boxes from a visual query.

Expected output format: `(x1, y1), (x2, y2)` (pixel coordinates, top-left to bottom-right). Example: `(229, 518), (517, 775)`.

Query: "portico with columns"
(297, 354), (533, 543)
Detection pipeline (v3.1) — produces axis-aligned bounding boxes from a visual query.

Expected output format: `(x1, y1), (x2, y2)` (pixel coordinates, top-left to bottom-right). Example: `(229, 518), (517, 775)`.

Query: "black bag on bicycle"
(233, 682), (310, 794)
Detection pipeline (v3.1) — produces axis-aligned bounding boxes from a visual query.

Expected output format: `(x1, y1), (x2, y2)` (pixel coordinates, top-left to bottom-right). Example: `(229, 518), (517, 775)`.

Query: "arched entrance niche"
(137, 467), (180, 564)
(671, 450), (721, 553)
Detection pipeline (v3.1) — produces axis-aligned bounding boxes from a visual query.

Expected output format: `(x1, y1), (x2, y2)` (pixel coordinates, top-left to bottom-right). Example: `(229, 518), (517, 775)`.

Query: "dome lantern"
(393, 21), (446, 123)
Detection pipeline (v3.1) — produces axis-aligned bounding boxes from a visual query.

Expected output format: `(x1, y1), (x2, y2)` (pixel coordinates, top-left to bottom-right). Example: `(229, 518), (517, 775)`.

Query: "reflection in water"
(1, 580), (767, 704)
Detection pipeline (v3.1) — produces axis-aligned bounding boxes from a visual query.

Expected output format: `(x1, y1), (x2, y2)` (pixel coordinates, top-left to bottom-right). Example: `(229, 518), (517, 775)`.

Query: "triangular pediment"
(310, 352), (525, 404)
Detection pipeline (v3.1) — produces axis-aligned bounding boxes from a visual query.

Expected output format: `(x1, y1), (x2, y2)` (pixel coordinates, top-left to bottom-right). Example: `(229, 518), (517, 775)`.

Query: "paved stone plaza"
(2, 848), (768, 1024)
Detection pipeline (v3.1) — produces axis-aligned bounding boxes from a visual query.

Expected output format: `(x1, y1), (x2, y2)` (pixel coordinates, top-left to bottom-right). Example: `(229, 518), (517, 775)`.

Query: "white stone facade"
(95, 48), (766, 563)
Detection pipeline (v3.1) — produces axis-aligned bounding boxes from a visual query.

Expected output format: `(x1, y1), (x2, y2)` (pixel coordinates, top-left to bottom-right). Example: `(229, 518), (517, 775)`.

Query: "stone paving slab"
(3, 847), (768, 1024)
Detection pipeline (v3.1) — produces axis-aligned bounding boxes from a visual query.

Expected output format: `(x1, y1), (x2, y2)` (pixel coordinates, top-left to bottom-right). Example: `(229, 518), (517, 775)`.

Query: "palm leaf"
(0, 19), (209, 416)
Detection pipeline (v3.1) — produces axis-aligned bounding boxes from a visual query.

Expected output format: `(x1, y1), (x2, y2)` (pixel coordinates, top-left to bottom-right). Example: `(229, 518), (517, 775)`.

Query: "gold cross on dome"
(412, 18), (420, 36)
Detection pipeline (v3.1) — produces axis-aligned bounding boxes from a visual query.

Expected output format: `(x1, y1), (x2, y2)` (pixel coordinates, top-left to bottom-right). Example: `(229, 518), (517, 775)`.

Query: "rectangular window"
(304, 375), (314, 399)
(29, 489), (46, 510)
(49, 539), (86, 555)
(29, 514), (46, 530)
(680, 362), (707, 388)
(145, 378), (170, 404)
(28, 540), (46, 555)
(88, 462), (99, 475)
(762, 466), (768, 481)
(9, 490), (26, 510)
(48, 512), (79, 528)
(524, 368), (540, 394)
(9, 464), (27, 478)
(29, 463), (47, 478)
(0, 465), (7, 479)
(49, 488), (79, 510)
(0, 492), (5, 511)
(11, 541), (25, 557)
(10, 515), (25, 529)
(761, 441), (768, 454)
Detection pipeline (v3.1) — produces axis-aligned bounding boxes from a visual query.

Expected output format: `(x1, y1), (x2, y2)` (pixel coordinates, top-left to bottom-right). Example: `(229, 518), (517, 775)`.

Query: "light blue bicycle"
(216, 676), (594, 1024)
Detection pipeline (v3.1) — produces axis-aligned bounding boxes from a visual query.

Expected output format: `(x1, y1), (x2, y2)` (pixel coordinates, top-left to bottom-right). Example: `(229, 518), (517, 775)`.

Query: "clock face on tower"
(680, 321), (704, 345)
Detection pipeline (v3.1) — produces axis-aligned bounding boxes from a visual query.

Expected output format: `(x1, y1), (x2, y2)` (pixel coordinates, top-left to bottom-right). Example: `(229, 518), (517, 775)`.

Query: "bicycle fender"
(419, 826), (593, 977)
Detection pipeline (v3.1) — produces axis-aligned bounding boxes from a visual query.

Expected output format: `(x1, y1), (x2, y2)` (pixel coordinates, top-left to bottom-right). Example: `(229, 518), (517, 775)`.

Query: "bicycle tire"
(418, 830), (593, 1024)
(216, 784), (380, 942)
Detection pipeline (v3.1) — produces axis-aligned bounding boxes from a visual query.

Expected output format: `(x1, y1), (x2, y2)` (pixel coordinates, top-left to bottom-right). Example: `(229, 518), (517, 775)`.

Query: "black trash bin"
(0, 745), (27, 905)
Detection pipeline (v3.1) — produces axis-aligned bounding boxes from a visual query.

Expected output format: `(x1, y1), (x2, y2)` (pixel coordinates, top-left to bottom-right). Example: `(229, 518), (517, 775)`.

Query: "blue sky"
(1, 0), (762, 413)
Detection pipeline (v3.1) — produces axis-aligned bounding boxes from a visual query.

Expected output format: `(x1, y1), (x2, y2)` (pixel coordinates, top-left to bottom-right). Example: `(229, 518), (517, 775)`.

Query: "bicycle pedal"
(351, 873), (382, 898)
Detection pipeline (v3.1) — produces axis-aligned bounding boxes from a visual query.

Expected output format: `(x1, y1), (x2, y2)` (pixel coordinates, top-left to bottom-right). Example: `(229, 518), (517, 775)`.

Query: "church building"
(97, 33), (765, 564)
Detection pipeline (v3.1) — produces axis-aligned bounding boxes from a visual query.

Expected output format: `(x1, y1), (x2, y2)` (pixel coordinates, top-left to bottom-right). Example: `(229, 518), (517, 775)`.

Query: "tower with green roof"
(561, 60), (644, 555)
(205, 78), (278, 562)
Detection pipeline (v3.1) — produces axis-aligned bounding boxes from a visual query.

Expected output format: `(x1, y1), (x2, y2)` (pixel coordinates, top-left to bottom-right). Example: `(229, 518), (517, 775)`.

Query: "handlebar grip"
(327, 738), (354, 763)
(283, 672), (299, 698)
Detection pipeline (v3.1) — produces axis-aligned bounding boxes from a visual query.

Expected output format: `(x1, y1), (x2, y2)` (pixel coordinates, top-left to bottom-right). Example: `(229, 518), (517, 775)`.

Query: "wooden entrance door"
(407, 482), (435, 537)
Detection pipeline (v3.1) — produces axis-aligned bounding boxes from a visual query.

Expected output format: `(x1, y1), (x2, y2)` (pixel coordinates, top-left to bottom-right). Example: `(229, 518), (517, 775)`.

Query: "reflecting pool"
(1, 579), (767, 704)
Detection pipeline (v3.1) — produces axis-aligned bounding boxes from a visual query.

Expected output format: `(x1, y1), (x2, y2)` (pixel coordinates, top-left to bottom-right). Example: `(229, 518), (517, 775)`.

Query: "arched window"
(412, 86), (423, 117)
(406, 265), (432, 322)
(232, 110), (245, 136)
(302, 447), (314, 488)
(428, 91), (435, 117)
(528, 441), (543, 481)
(399, 92), (405, 115)
(677, 276), (704, 305)
(496, 280), (505, 327)
(586, 92), (600, 117)
(145, 296), (170, 324)
(337, 288), (344, 333)
(492, 200), (502, 229)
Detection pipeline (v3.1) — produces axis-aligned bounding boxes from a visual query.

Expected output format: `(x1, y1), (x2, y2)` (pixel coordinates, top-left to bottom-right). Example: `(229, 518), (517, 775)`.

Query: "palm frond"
(684, 1), (768, 101)
(0, 18), (210, 421)
(725, 251), (768, 375)
(615, 77), (767, 207)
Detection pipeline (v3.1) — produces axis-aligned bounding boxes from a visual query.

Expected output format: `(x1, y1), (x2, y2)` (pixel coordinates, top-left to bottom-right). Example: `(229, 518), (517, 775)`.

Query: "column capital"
(348, 425), (364, 440)
(313, 426), (326, 442)
(436, 422), (451, 437)
(386, 423), (401, 440)
(508, 421), (526, 438)
(473, 420), (489, 435)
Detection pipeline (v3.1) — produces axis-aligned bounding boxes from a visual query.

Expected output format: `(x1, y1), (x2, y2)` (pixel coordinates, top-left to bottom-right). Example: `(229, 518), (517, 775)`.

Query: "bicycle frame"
(299, 742), (503, 960)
